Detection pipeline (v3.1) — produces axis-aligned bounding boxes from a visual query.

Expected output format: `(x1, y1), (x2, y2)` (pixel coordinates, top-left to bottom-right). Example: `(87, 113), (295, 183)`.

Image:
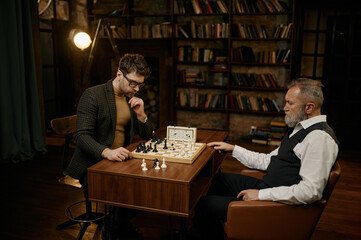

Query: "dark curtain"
(0, 1), (46, 163)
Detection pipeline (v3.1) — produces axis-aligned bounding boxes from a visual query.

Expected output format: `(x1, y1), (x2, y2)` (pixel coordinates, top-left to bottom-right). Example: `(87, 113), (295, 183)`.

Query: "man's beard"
(285, 107), (307, 128)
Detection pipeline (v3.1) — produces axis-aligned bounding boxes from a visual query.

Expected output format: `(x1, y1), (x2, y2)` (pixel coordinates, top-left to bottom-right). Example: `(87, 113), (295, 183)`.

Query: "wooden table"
(87, 128), (228, 218)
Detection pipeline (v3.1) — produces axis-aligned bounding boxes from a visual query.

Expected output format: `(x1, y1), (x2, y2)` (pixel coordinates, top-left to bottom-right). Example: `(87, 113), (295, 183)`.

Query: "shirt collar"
(295, 115), (327, 131)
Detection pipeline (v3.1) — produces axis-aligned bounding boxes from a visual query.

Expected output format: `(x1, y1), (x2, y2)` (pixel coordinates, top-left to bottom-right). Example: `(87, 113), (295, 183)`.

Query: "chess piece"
(153, 143), (158, 152)
(153, 159), (159, 168)
(141, 159), (146, 168)
(161, 158), (167, 168)
(151, 131), (157, 142)
(142, 162), (148, 171)
(155, 161), (160, 170)
(136, 145), (141, 153)
(163, 138), (168, 150)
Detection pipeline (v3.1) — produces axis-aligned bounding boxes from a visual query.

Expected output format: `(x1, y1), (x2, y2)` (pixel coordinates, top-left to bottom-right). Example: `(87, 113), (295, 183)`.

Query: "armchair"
(224, 160), (341, 240)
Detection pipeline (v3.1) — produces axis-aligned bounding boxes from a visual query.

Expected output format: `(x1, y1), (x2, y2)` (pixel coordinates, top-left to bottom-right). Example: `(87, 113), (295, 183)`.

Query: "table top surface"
(88, 128), (228, 184)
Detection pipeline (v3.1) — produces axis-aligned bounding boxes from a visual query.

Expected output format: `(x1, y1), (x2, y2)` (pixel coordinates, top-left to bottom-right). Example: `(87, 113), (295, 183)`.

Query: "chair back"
(50, 115), (77, 172)
(322, 160), (341, 201)
(50, 115), (77, 135)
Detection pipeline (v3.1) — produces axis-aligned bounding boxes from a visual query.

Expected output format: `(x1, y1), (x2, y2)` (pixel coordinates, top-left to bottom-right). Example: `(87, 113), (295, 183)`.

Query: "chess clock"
(167, 126), (197, 143)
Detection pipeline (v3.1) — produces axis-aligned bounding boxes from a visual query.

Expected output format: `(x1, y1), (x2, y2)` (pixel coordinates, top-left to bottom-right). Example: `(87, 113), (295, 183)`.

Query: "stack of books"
(251, 127), (270, 145)
(268, 120), (286, 146)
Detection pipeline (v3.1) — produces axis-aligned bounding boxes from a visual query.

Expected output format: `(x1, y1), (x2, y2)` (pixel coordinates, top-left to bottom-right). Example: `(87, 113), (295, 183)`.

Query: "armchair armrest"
(225, 200), (326, 240)
(239, 169), (266, 180)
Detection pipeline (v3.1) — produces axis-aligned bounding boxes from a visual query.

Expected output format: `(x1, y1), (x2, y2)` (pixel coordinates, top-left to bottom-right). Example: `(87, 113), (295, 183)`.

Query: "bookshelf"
(89, 0), (294, 141)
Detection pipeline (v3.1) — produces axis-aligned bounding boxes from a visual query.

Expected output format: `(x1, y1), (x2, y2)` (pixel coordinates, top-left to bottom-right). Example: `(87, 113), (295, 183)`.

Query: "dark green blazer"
(65, 79), (154, 183)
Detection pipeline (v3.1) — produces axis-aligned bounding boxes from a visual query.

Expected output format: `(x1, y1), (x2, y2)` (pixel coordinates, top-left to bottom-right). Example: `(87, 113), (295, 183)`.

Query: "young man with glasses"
(65, 53), (154, 239)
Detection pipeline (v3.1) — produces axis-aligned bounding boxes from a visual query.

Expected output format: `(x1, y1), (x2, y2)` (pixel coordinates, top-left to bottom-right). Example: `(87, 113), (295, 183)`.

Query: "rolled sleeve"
(232, 145), (278, 171)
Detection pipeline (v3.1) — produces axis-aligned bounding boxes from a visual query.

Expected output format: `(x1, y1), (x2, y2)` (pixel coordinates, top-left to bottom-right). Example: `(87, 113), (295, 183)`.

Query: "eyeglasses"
(122, 72), (145, 88)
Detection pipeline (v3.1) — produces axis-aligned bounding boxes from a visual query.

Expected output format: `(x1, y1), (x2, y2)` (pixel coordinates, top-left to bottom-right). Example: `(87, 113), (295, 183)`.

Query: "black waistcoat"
(262, 121), (339, 188)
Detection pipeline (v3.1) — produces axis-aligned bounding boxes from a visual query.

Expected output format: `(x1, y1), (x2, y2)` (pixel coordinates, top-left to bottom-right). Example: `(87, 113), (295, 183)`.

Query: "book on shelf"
(177, 25), (189, 38)
(216, 0), (228, 13)
(270, 120), (286, 127)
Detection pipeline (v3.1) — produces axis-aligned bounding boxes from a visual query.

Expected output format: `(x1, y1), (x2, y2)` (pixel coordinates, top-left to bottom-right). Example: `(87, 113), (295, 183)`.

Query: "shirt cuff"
(259, 188), (272, 201)
(232, 145), (242, 157)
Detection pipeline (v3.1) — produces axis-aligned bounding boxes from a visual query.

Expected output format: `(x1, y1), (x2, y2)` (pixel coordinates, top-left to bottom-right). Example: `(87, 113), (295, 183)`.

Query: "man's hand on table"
(102, 147), (132, 162)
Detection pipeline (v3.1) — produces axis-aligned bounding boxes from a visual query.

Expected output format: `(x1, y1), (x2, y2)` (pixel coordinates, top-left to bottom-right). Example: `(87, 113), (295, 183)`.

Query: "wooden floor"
(0, 141), (360, 240)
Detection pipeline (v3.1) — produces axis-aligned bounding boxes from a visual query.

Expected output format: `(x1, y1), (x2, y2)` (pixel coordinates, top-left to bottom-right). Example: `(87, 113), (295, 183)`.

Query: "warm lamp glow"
(73, 32), (92, 50)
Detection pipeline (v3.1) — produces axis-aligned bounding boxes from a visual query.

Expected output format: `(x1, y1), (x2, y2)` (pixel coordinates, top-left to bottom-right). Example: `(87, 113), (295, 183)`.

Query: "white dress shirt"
(232, 115), (339, 205)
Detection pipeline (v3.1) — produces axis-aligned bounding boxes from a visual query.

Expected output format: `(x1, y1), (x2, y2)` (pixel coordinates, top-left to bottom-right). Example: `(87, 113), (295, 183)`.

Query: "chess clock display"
(167, 126), (197, 143)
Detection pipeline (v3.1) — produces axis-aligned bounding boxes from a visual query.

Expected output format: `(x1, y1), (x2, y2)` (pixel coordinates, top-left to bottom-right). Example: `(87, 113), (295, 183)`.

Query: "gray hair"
(287, 78), (324, 108)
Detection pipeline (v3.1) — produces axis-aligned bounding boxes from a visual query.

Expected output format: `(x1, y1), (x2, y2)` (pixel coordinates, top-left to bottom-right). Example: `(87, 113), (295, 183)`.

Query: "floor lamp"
(82, 18), (120, 90)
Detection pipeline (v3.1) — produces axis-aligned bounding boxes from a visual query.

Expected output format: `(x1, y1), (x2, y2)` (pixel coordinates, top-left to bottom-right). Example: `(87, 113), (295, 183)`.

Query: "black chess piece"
(153, 158), (158, 168)
(151, 131), (157, 142)
(163, 139), (168, 150)
(136, 145), (141, 153)
(140, 142), (146, 151)
(153, 143), (158, 152)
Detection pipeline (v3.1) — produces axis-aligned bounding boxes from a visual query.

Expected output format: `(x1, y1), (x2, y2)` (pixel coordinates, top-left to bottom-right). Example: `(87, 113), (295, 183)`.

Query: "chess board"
(132, 139), (206, 164)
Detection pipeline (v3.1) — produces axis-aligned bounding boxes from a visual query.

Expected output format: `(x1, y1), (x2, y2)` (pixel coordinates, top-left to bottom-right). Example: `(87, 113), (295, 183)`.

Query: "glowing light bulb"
(73, 32), (92, 50)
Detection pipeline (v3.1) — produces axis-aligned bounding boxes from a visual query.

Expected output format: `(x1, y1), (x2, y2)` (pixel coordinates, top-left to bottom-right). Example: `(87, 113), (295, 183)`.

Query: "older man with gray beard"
(190, 78), (340, 240)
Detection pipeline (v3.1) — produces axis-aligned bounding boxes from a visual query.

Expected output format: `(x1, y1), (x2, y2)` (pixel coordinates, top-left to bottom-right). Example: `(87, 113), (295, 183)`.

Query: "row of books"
(108, 22), (291, 40)
(233, 23), (268, 39)
(228, 94), (281, 112)
(177, 46), (227, 62)
(178, 92), (228, 108)
(130, 22), (172, 38)
(231, 72), (279, 88)
(174, 0), (228, 14)
(273, 23), (293, 39)
(109, 25), (127, 38)
(177, 21), (229, 38)
(177, 69), (228, 85)
(233, 0), (289, 13)
(233, 22), (292, 39)
(232, 46), (290, 64)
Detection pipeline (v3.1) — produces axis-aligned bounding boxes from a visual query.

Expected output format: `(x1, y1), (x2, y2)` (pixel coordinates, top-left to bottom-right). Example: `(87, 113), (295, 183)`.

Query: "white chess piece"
(141, 159), (146, 168)
(142, 163), (148, 171)
(155, 161), (160, 170)
(161, 158), (167, 168)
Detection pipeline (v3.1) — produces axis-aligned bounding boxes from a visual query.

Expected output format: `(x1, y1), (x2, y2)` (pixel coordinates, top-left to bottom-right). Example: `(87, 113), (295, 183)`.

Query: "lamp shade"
(73, 31), (92, 50)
